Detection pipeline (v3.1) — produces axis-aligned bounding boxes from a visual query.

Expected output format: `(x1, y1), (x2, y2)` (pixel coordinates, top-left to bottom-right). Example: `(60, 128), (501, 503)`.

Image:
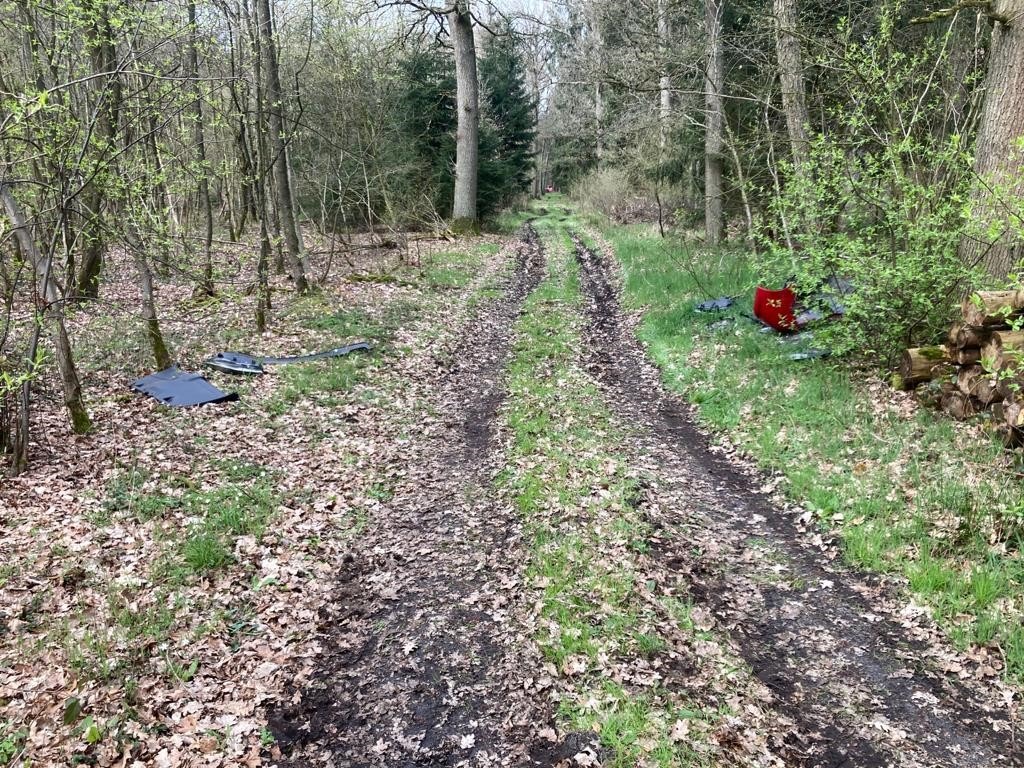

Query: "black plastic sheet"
(132, 366), (239, 407)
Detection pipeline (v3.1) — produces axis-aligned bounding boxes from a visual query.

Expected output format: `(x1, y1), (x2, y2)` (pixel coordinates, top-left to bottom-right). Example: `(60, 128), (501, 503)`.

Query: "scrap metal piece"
(203, 342), (372, 375)
(205, 351), (264, 375)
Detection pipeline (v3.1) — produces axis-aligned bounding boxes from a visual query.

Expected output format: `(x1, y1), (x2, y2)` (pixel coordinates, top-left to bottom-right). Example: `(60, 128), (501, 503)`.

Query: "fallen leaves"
(0, 236), (510, 766)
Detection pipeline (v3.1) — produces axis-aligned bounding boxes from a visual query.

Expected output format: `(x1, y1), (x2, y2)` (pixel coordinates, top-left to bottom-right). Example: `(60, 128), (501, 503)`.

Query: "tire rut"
(268, 227), (557, 767)
(570, 231), (1021, 768)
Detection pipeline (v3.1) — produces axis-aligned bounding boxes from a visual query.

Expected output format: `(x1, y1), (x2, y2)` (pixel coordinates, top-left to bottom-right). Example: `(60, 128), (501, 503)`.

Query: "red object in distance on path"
(753, 285), (797, 331)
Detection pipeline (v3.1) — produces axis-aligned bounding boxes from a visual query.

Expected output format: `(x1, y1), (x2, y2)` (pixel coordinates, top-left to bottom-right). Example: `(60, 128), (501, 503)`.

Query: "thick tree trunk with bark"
(590, 4), (606, 165)
(256, 0), (309, 292)
(449, 1), (480, 231)
(704, 0), (725, 245)
(960, 0), (1024, 279)
(773, 0), (810, 170)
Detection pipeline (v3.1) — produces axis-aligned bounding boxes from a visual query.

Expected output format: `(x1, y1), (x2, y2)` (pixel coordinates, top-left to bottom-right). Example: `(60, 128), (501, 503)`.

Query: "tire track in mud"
(269, 227), (563, 768)
(569, 231), (1020, 768)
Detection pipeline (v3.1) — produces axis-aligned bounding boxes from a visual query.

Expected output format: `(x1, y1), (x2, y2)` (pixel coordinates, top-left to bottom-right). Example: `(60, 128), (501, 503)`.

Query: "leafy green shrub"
(755, 13), (984, 364)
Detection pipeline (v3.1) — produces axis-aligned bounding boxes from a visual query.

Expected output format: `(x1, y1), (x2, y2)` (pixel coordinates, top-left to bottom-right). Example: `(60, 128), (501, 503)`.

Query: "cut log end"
(897, 346), (955, 389)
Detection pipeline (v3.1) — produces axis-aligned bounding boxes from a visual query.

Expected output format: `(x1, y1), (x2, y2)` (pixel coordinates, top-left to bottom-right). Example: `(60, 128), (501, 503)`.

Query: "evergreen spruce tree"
(479, 28), (536, 215)
(397, 47), (457, 219)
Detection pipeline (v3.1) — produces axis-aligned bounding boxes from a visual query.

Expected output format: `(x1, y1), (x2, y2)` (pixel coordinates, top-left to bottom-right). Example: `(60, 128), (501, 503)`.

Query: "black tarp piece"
(132, 366), (239, 407)
(696, 297), (734, 312)
(204, 342), (372, 375)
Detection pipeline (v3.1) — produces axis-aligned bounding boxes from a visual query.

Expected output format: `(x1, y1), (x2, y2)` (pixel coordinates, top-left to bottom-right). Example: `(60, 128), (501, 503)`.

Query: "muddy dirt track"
(268, 228), (588, 767)
(268, 223), (1021, 768)
(571, 231), (1021, 768)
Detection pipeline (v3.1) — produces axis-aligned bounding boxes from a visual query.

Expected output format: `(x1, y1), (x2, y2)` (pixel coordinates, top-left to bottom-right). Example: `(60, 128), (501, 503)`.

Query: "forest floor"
(1, 201), (1022, 767)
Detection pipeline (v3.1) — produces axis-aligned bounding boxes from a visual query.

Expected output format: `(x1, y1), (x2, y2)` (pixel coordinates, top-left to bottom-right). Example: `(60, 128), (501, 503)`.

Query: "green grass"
(597, 221), (1024, 680)
(499, 219), (717, 766)
(104, 461), (279, 575)
(0, 720), (26, 766)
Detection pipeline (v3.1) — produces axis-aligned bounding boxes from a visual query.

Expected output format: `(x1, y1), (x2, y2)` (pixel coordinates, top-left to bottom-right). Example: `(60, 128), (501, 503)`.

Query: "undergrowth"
(605, 221), (1024, 680)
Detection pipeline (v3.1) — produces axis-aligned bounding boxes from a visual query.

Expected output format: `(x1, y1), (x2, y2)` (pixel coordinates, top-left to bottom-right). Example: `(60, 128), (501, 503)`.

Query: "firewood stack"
(897, 291), (1024, 444)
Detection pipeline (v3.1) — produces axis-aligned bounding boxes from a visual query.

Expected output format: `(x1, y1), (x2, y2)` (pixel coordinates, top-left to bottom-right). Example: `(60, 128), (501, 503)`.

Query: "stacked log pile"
(897, 291), (1024, 443)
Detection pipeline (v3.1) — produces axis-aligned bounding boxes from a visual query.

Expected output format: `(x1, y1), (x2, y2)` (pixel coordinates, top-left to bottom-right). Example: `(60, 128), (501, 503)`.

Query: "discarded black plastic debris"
(204, 342), (372, 375)
(788, 348), (831, 361)
(204, 352), (265, 375)
(132, 365), (239, 407)
(696, 297), (734, 312)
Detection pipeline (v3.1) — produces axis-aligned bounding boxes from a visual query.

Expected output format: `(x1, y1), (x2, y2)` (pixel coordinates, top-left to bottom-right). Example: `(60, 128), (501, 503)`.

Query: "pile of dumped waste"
(132, 342), (371, 407)
(695, 278), (852, 361)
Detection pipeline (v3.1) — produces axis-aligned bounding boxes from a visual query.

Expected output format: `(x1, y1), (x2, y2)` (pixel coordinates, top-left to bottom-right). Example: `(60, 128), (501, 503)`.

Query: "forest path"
(268, 227), (574, 767)
(267, 212), (1020, 768)
(568, 225), (1020, 768)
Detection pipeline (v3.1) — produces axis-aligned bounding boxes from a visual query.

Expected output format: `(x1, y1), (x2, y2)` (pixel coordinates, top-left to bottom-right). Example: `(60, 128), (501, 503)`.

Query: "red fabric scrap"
(753, 286), (797, 331)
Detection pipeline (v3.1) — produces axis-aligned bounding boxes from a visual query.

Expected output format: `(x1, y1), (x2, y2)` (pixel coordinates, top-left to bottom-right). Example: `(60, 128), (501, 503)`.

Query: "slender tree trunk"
(529, 62), (542, 197)
(125, 227), (172, 369)
(960, 0), (1024, 279)
(773, 0), (810, 170)
(255, 0), (309, 291)
(189, 0), (215, 296)
(449, 0), (480, 231)
(704, 0), (725, 245)
(76, 0), (121, 298)
(658, 0), (672, 153)
(723, 117), (754, 244)
(249, 0), (272, 330)
(0, 183), (91, 447)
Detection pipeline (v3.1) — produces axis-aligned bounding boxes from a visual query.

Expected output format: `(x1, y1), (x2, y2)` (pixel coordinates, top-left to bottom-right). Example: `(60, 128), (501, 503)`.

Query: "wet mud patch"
(268, 228), (558, 767)
(570, 232), (1020, 768)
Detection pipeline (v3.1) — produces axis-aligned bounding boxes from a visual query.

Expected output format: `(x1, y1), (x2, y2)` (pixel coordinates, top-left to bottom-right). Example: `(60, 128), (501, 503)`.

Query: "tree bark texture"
(449, 0), (480, 230)
(704, 0), (725, 245)
(0, 183), (91, 444)
(960, 0), (1024, 279)
(77, 0), (121, 298)
(256, 0), (310, 291)
(773, 0), (810, 171)
(189, 0), (215, 296)
(658, 0), (672, 152)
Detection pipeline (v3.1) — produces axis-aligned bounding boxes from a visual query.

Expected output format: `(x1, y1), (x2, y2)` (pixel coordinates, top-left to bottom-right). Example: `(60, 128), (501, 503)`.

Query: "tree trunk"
(0, 183), (91, 441)
(189, 0), (215, 296)
(449, 0), (480, 231)
(658, 0), (672, 153)
(76, 0), (121, 298)
(255, 0), (309, 292)
(773, 0), (810, 170)
(959, 0), (1024, 279)
(124, 227), (172, 370)
(75, 0), (121, 299)
(704, 0), (725, 245)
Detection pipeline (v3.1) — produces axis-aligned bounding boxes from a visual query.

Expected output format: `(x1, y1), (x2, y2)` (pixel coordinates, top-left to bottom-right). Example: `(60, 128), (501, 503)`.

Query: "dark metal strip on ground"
(570, 231), (1020, 768)
(267, 227), (560, 767)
